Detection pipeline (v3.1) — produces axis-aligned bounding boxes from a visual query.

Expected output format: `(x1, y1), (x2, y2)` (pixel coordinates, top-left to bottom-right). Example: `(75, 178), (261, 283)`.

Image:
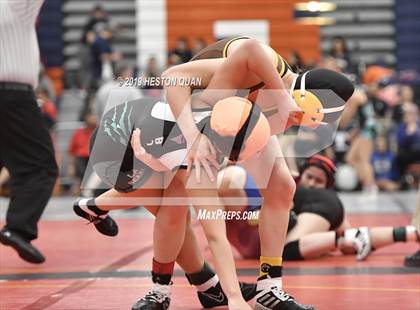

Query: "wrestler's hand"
(256, 89), (302, 131)
(131, 128), (168, 172)
(286, 111), (304, 128)
(187, 133), (220, 183)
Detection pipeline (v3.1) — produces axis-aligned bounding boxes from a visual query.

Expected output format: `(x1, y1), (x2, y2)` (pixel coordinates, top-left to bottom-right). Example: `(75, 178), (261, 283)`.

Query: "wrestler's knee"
(263, 169), (295, 210)
(217, 165), (247, 198)
(160, 206), (189, 227)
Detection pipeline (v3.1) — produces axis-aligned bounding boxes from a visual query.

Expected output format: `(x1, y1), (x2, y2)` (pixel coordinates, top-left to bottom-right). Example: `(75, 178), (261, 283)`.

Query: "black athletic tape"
(393, 226), (407, 242)
(185, 261), (216, 286)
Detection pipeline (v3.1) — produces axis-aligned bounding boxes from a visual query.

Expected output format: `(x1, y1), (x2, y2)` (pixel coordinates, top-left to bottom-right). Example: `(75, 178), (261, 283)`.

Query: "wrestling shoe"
(198, 281), (257, 308)
(354, 227), (372, 261)
(254, 286), (316, 310)
(73, 201), (118, 236)
(131, 283), (171, 310)
(404, 249), (420, 268)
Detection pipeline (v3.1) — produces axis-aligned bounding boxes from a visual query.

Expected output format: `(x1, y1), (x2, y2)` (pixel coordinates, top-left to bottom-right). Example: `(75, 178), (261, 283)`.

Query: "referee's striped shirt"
(0, 0), (45, 89)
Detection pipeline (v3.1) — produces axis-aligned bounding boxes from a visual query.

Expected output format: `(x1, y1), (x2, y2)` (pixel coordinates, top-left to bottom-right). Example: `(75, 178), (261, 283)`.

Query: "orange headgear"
(209, 97), (271, 162)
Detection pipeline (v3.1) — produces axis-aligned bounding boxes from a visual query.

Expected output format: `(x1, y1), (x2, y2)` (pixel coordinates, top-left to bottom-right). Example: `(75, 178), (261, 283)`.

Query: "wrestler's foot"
(131, 283), (171, 310)
(198, 281), (256, 308)
(354, 227), (372, 261)
(404, 249), (420, 268)
(254, 286), (316, 310)
(339, 227), (372, 260)
(73, 200), (118, 236)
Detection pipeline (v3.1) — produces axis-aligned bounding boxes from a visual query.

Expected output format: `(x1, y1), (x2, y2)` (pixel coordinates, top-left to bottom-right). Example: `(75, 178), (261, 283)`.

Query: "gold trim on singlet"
(274, 50), (280, 69)
(222, 36), (250, 58)
(278, 55), (286, 77)
(221, 37), (290, 95)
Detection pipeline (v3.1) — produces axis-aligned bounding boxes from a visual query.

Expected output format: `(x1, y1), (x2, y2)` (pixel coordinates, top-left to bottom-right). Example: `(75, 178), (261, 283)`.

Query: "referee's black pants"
(0, 89), (58, 241)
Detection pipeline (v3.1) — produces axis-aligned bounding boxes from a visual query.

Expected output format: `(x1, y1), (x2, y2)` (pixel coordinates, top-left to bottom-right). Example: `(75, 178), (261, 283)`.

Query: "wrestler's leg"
(177, 169), (252, 310)
(241, 137), (297, 304)
(286, 213), (330, 242)
(152, 176), (189, 264)
(242, 138), (295, 260)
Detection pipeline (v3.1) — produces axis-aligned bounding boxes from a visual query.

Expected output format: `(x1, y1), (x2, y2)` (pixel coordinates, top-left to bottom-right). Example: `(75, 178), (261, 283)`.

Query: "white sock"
(407, 226), (419, 242)
(78, 198), (107, 219)
(195, 274), (219, 292)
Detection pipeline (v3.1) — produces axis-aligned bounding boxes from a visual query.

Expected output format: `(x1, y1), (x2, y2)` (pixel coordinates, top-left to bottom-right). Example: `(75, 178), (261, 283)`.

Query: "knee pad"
(283, 240), (304, 261)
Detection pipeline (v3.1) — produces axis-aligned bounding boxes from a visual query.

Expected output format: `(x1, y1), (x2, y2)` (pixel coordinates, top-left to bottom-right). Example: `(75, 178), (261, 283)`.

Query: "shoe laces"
(143, 283), (171, 303)
(143, 291), (168, 303)
(355, 228), (369, 250)
(272, 287), (294, 302)
(85, 213), (104, 226)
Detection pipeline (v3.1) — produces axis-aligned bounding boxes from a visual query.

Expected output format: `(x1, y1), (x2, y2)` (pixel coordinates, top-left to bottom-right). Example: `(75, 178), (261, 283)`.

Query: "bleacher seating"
(321, 0), (396, 66)
(62, 0), (137, 70)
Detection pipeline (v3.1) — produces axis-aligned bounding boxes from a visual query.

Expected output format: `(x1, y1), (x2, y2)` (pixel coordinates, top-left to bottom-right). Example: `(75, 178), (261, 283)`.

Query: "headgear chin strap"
(290, 70), (346, 128)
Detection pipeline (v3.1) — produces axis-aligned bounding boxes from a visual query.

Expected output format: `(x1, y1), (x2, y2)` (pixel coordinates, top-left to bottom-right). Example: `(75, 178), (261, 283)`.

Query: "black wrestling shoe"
(73, 202), (118, 237)
(255, 287), (316, 310)
(404, 250), (420, 268)
(198, 281), (257, 308)
(0, 228), (45, 264)
(131, 283), (171, 310)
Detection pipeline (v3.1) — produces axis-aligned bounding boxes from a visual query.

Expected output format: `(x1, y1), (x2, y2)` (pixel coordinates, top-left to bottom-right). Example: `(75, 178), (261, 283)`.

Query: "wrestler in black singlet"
(89, 98), (218, 192)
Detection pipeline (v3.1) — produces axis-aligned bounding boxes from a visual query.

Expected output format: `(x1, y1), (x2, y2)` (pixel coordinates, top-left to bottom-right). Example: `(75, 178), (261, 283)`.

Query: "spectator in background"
(141, 56), (162, 97)
(68, 113), (97, 193)
(329, 36), (352, 73)
(392, 85), (415, 124)
(81, 4), (109, 45)
(36, 86), (58, 132)
(288, 51), (305, 73)
(191, 38), (207, 57)
(371, 135), (399, 191)
(169, 37), (192, 63)
(396, 103), (420, 177)
(38, 65), (56, 104)
(322, 56), (345, 73)
(342, 89), (378, 194)
(79, 4), (109, 91)
(167, 53), (182, 67)
(91, 62), (143, 119)
(82, 22), (122, 119)
(91, 22), (120, 83)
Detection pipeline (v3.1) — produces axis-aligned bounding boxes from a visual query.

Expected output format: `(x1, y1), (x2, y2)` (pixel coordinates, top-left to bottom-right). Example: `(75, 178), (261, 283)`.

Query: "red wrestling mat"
(1, 214), (419, 310)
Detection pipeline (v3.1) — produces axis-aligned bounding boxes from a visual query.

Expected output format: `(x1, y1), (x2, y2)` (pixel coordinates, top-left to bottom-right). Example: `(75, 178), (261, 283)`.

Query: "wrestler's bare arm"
(199, 39), (298, 114)
(163, 59), (220, 143)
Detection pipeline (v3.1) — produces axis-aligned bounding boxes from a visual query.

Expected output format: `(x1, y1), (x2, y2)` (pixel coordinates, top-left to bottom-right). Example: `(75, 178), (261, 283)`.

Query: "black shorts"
(293, 187), (344, 230)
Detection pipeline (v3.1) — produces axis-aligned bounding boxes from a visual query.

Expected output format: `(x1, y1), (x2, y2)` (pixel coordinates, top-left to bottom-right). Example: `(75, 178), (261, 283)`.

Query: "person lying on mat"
(219, 155), (420, 261)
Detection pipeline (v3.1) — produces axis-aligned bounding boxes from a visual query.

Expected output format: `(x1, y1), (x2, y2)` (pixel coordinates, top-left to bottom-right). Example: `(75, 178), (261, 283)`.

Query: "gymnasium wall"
(166, 0), (321, 63)
(395, 0), (420, 70)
